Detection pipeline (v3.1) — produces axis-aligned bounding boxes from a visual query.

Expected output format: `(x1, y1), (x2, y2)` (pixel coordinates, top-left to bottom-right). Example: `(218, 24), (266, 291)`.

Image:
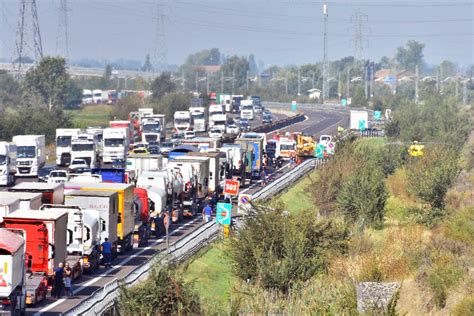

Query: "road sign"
(341, 98), (347, 106)
(408, 144), (424, 157)
(326, 142), (335, 155)
(291, 100), (297, 112)
(223, 179), (240, 196)
(239, 194), (251, 205)
(358, 119), (366, 131)
(315, 144), (325, 158)
(384, 76), (396, 84)
(374, 111), (381, 120)
(216, 203), (232, 225)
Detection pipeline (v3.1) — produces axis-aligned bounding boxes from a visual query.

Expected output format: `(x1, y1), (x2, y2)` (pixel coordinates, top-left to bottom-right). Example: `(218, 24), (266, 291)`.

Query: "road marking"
(33, 217), (201, 315)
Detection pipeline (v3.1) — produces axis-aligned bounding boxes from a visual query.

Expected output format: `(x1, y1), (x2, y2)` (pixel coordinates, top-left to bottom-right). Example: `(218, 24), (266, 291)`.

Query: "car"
(38, 166), (57, 182)
(171, 133), (184, 141)
(148, 143), (160, 155)
(112, 158), (126, 169)
(262, 113), (273, 124)
(69, 167), (92, 175)
(234, 117), (241, 125)
(262, 109), (271, 116)
(129, 147), (149, 155)
(239, 118), (250, 131)
(226, 124), (240, 134)
(160, 142), (174, 155)
(184, 130), (196, 139)
(48, 170), (69, 183)
(208, 127), (224, 139)
(69, 159), (89, 172)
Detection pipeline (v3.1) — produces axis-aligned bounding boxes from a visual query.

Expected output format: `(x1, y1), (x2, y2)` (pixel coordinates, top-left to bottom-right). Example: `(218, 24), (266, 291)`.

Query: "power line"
(288, 1), (473, 8)
(56, 0), (70, 64)
(350, 10), (370, 60)
(13, 0), (43, 77)
(153, 0), (167, 71)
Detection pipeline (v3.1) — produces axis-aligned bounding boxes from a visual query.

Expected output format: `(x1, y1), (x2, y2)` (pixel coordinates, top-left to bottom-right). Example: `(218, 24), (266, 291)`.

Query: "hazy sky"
(0, 0), (472, 67)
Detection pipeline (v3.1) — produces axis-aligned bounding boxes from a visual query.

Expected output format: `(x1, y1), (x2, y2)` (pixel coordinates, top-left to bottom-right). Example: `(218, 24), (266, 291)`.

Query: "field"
(67, 104), (113, 128)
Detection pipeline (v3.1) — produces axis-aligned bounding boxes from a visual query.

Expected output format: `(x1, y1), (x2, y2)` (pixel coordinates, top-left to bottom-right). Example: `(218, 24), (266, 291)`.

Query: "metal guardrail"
(65, 222), (219, 315)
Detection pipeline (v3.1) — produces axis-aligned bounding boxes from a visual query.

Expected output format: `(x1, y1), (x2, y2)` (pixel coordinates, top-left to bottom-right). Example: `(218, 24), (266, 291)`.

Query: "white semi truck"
(12, 135), (46, 177)
(82, 89), (93, 104)
(174, 111), (191, 134)
(141, 117), (163, 145)
(240, 100), (254, 120)
(0, 142), (17, 186)
(56, 128), (81, 166)
(102, 128), (129, 163)
(209, 114), (227, 131)
(71, 133), (98, 168)
(190, 107), (206, 133)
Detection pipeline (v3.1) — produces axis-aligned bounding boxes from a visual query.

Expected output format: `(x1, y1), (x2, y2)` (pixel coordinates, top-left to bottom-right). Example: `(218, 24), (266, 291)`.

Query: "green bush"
(336, 161), (388, 228)
(445, 208), (474, 245)
(118, 264), (201, 315)
(229, 206), (349, 293)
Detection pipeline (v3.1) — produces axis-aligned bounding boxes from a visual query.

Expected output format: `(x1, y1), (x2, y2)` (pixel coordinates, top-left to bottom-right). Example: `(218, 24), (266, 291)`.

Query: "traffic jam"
(0, 94), (340, 315)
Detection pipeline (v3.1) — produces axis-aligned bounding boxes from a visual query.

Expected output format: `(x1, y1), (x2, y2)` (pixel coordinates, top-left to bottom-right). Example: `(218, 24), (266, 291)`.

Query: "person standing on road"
(101, 238), (112, 268)
(202, 202), (213, 223)
(260, 168), (267, 187)
(63, 262), (73, 297)
(53, 262), (64, 298)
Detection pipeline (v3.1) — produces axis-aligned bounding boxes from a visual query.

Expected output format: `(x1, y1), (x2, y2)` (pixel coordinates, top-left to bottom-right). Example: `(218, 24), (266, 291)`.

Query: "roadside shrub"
(336, 161), (388, 228)
(452, 295), (474, 316)
(445, 208), (474, 245)
(229, 206), (349, 293)
(118, 264), (201, 315)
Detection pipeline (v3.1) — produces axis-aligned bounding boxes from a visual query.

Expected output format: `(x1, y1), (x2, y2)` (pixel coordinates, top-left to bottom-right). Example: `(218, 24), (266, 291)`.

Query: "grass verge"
(67, 104), (113, 128)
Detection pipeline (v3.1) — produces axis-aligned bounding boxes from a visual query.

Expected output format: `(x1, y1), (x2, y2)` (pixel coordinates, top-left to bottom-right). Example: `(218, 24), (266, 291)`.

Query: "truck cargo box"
(0, 228), (25, 298)
(9, 182), (64, 204)
(0, 196), (20, 222)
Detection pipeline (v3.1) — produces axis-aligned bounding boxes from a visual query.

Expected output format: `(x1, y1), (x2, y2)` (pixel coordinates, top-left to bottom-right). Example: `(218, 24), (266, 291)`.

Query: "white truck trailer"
(350, 110), (369, 130)
(12, 135), (46, 177)
(0, 229), (26, 315)
(190, 107), (206, 133)
(174, 111), (191, 134)
(0, 142), (17, 186)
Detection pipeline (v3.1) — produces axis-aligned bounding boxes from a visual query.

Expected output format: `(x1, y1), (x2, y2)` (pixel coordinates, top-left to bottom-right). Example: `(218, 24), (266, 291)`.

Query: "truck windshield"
(281, 144), (295, 150)
(72, 143), (94, 151)
(17, 146), (36, 158)
(0, 155), (6, 165)
(104, 138), (124, 147)
(192, 113), (205, 120)
(143, 123), (161, 133)
(175, 118), (190, 124)
(214, 120), (226, 126)
(57, 136), (72, 147)
(242, 105), (253, 110)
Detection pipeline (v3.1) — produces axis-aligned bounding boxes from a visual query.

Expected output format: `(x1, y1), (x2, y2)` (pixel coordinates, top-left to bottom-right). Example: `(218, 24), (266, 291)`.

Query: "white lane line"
(33, 217), (201, 315)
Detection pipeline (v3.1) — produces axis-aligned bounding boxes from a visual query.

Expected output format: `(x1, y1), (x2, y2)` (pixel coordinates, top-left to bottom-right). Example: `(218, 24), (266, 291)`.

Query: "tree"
(100, 64), (113, 89)
(336, 161), (388, 227)
(220, 55), (249, 93)
(395, 40), (425, 72)
(352, 85), (368, 106)
(248, 54), (258, 73)
(153, 92), (192, 120)
(438, 60), (457, 78)
(142, 54), (153, 73)
(230, 205), (348, 293)
(150, 72), (176, 101)
(119, 265), (201, 315)
(378, 56), (391, 69)
(23, 56), (70, 111)
(0, 70), (20, 109)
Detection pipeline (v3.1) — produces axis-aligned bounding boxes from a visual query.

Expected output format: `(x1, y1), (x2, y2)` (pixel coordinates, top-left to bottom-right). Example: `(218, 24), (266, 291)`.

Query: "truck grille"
(18, 161), (32, 166)
(145, 134), (158, 142)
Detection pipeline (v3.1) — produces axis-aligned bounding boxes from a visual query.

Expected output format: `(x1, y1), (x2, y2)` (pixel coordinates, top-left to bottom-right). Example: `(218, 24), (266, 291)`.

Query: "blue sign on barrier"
(216, 203), (232, 225)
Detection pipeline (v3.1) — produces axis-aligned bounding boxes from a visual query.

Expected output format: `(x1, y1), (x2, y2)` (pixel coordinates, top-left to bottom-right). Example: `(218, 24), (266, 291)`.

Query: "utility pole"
(232, 70), (235, 95)
(436, 67), (440, 92)
(246, 70), (249, 91)
(370, 62), (374, 99)
(285, 74), (288, 95)
(221, 71), (224, 94)
(182, 72), (185, 91)
(195, 72), (198, 92)
(297, 68), (301, 96)
(56, 0), (70, 64)
(13, 0), (43, 77)
(463, 81), (467, 105)
(455, 79), (459, 100)
(415, 64), (419, 102)
(153, 0), (167, 72)
(322, 3), (329, 102)
(350, 10), (369, 61)
(346, 66), (350, 99)
(338, 72), (341, 101)
(206, 71), (209, 94)
(364, 63), (368, 99)
(312, 72), (315, 89)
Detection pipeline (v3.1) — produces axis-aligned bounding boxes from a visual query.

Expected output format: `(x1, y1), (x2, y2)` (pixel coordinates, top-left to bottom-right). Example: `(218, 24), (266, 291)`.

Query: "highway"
(23, 103), (349, 315)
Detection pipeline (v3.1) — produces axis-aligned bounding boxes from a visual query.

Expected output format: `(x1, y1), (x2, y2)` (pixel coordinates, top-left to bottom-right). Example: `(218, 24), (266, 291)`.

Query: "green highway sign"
(291, 100), (298, 112)
(216, 203), (232, 225)
(341, 98), (347, 106)
(374, 111), (381, 120)
(315, 144), (325, 158)
(358, 119), (366, 131)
